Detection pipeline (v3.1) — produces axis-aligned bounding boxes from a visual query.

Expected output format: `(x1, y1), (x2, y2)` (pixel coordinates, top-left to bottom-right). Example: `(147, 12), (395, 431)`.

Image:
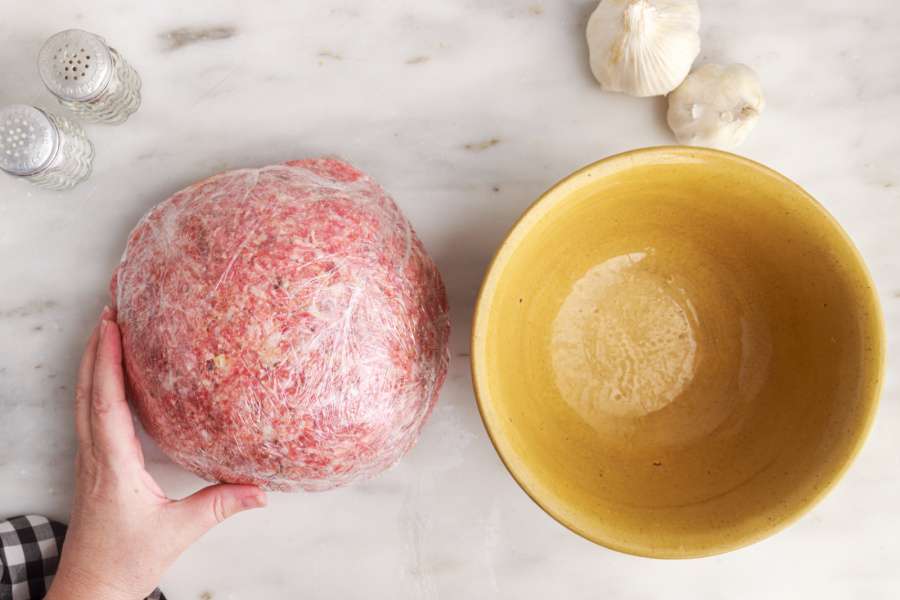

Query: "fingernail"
(100, 305), (112, 321)
(99, 318), (109, 338)
(242, 493), (266, 509)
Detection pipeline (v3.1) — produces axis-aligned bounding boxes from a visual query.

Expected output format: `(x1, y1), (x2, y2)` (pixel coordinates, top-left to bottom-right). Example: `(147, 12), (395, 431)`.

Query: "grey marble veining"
(0, 1), (898, 598)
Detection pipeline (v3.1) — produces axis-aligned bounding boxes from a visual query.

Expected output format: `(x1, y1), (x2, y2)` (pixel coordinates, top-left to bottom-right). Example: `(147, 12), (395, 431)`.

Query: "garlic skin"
(586, 0), (701, 97)
(667, 63), (766, 149)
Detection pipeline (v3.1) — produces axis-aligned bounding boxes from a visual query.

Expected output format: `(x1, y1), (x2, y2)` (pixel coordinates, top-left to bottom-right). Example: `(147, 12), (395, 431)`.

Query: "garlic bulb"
(586, 0), (701, 97)
(667, 63), (765, 149)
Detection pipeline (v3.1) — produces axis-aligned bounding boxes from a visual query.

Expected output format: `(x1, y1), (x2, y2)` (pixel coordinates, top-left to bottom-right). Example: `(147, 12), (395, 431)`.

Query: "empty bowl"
(471, 147), (884, 557)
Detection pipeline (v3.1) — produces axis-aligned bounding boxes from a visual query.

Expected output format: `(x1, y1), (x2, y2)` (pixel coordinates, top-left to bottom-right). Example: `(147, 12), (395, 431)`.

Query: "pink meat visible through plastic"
(110, 158), (450, 491)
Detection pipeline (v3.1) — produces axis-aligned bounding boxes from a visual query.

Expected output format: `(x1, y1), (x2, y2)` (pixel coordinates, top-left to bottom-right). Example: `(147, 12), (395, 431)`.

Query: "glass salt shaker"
(38, 29), (141, 125)
(0, 105), (94, 190)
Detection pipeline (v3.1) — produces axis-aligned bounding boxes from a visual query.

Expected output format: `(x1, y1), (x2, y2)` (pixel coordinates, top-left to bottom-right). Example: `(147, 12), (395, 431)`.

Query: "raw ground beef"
(110, 158), (450, 491)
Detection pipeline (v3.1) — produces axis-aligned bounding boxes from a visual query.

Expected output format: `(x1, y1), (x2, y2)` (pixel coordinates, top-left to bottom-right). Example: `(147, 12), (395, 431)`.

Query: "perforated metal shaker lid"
(0, 105), (60, 176)
(38, 29), (113, 101)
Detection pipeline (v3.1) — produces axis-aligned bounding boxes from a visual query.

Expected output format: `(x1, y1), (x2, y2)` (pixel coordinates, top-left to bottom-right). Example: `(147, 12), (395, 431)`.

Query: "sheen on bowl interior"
(471, 147), (884, 558)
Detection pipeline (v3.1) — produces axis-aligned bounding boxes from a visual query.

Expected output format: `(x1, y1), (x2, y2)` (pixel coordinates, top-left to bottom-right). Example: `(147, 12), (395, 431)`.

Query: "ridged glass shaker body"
(0, 105), (94, 190)
(38, 29), (141, 125)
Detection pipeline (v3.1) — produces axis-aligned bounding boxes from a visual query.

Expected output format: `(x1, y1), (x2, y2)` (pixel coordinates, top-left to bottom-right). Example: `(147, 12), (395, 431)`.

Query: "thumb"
(167, 483), (267, 546)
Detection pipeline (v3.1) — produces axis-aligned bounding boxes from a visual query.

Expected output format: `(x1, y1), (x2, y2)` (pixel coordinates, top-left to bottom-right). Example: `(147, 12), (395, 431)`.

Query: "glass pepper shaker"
(38, 29), (141, 125)
(0, 105), (94, 190)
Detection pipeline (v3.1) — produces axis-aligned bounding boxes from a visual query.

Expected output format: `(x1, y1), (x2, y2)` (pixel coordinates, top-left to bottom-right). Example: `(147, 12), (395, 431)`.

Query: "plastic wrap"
(110, 158), (450, 491)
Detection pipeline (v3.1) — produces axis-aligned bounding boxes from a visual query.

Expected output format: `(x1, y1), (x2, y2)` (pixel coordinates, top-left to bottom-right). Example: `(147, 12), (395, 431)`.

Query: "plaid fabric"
(0, 515), (165, 600)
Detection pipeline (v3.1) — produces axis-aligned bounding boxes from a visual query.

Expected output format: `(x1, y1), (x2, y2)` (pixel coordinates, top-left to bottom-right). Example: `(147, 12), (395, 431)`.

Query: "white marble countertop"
(1, 1), (898, 598)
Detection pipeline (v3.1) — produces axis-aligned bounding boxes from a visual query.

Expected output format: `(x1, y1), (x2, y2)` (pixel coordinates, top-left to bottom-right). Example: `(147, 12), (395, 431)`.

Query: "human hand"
(46, 307), (267, 600)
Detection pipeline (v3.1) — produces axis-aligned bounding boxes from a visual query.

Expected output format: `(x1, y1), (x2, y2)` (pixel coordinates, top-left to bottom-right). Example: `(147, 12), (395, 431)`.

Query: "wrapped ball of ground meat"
(111, 158), (450, 491)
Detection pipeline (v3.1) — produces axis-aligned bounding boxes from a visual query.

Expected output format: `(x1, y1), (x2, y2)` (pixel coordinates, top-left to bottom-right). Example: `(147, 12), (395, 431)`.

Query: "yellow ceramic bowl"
(471, 147), (884, 558)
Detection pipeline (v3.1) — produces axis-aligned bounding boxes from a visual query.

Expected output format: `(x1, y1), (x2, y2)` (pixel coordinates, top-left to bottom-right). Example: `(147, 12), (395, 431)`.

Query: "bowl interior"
(472, 147), (883, 557)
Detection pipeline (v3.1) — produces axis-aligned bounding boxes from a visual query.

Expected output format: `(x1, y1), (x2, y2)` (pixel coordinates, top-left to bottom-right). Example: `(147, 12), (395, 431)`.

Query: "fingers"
(74, 325), (101, 448)
(90, 309), (139, 465)
(166, 484), (267, 546)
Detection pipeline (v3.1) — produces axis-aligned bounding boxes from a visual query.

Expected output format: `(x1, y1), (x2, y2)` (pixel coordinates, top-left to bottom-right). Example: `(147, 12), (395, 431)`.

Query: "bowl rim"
(469, 145), (886, 559)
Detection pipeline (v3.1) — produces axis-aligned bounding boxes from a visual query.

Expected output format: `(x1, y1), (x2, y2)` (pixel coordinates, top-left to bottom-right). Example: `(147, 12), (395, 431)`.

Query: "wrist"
(46, 562), (140, 600)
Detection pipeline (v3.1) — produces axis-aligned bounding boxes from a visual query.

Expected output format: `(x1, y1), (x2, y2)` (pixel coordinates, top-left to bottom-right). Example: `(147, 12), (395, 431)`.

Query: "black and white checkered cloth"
(0, 515), (165, 600)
